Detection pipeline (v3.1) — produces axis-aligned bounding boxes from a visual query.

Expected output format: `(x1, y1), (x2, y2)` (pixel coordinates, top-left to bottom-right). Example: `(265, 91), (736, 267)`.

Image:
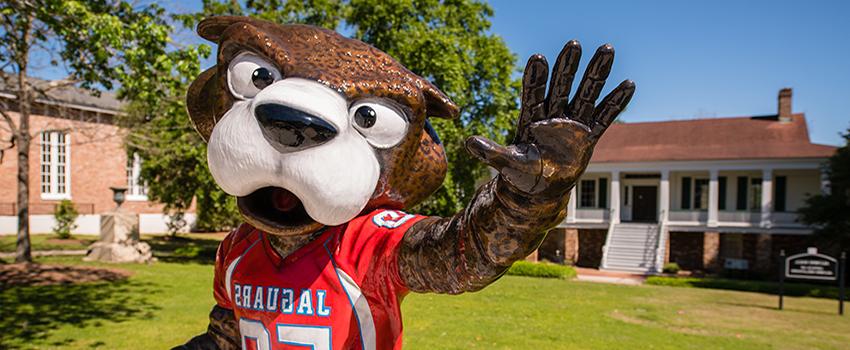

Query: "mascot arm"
(399, 41), (635, 294)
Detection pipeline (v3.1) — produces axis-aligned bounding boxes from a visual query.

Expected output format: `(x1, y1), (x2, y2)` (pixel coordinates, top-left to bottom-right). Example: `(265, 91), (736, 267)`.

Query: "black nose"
(254, 103), (337, 150)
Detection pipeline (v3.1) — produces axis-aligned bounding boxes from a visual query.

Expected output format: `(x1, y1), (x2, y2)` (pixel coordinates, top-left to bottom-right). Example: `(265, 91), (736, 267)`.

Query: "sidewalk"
(574, 267), (646, 285)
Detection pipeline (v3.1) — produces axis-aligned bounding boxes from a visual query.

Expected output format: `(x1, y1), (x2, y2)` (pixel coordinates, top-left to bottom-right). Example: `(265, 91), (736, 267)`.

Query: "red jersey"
(212, 209), (426, 350)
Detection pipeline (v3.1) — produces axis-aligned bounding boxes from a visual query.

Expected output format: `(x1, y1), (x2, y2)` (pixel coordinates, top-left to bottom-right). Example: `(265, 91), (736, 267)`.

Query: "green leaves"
(130, 0), (521, 227)
(799, 127), (850, 251)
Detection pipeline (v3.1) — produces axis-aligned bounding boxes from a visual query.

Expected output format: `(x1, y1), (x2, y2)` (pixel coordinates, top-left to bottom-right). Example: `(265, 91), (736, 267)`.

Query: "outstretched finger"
(545, 40), (581, 120)
(591, 80), (635, 136)
(466, 136), (539, 174)
(516, 54), (549, 141)
(568, 44), (614, 126)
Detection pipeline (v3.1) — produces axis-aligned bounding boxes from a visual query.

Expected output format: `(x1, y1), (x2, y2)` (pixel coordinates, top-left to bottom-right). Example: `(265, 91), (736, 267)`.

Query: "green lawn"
(0, 234), (96, 253)
(2, 237), (848, 349)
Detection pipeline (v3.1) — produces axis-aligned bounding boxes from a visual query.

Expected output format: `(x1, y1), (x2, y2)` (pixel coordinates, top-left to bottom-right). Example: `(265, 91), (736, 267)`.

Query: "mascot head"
(186, 16), (458, 236)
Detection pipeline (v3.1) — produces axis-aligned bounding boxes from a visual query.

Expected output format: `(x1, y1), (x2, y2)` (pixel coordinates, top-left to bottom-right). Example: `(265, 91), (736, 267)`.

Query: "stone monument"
(84, 187), (154, 263)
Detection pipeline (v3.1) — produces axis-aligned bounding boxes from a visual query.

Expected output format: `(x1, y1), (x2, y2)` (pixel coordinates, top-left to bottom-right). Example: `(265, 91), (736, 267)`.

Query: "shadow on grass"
(716, 301), (839, 315)
(646, 276), (845, 300)
(144, 235), (220, 265)
(0, 279), (161, 349)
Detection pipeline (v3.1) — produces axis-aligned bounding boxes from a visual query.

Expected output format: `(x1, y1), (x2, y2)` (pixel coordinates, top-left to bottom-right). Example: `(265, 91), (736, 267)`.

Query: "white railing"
(718, 211), (760, 224)
(668, 210), (708, 223)
(575, 208), (609, 221)
(654, 209), (668, 273)
(600, 207), (616, 269)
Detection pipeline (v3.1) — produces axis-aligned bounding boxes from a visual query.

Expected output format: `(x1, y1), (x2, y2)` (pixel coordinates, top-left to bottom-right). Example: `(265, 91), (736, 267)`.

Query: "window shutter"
(736, 177), (748, 210)
(681, 177), (691, 209)
(774, 176), (786, 212)
(718, 176), (727, 210)
(598, 178), (608, 208)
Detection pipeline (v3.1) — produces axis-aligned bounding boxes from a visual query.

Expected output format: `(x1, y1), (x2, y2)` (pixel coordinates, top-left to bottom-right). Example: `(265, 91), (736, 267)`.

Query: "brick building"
(0, 79), (195, 235)
(537, 88), (837, 275)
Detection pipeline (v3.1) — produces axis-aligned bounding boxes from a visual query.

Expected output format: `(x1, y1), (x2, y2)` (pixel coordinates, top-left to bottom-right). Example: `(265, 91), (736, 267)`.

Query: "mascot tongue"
(271, 188), (300, 212)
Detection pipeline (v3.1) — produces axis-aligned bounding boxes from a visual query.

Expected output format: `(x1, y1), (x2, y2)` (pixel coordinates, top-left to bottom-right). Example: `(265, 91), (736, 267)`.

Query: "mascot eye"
(349, 101), (408, 148)
(227, 52), (281, 99)
(252, 68), (275, 89)
(354, 106), (377, 128)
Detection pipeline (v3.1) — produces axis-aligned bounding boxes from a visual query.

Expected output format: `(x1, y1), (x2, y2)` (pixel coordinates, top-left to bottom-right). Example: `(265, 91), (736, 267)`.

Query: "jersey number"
(240, 318), (331, 349)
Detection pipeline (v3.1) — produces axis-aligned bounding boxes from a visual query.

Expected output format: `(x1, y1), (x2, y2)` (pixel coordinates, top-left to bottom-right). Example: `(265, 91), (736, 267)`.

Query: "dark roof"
(0, 74), (123, 112)
(592, 113), (837, 163)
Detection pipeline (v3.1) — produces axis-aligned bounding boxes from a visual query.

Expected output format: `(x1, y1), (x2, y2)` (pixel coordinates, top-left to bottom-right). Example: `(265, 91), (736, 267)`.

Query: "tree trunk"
(15, 81), (31, 263)
(15, 18), (32, 263)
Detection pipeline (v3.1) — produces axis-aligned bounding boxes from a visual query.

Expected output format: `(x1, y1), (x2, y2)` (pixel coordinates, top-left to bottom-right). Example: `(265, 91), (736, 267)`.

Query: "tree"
(0, 0), (205, 262)
(799, 127), (850, 251)
(143, 0), (520, 228)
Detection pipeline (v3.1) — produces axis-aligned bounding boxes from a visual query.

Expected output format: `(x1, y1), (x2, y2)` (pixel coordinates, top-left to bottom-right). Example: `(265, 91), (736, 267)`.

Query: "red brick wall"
(0, 110), (170, 216)
(668, 231), (704, 270)
(577, 229), (607, 268)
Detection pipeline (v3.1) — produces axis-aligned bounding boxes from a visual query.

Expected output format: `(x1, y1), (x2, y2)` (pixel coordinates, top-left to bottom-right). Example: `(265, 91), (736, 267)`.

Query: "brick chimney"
(778, 88), (792, 122)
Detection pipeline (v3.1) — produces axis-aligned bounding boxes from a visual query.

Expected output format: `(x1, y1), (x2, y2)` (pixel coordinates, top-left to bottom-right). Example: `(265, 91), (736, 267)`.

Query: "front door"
(632, 186), (658, 222)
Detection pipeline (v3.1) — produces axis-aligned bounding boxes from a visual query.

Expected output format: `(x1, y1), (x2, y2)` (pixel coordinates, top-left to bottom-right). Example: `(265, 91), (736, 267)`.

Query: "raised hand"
(466, 41), (635, 198)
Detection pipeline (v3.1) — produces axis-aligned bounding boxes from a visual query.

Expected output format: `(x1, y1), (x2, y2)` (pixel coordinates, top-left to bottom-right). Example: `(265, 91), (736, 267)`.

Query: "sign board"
(785, 247), (838, 281)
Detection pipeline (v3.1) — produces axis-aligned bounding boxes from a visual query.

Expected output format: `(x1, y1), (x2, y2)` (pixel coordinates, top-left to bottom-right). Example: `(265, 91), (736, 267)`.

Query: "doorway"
(631, 186), (658, 222)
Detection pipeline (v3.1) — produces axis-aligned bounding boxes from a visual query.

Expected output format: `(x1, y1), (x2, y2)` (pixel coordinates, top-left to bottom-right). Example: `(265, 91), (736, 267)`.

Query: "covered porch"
(563, 159), (827, 232)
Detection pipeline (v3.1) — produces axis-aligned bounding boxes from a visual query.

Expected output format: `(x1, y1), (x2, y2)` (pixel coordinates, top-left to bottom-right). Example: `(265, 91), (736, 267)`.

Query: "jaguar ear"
(186, 66), (220, 142)
(422, 82), (459, 119)
(197, 16), (248, 42)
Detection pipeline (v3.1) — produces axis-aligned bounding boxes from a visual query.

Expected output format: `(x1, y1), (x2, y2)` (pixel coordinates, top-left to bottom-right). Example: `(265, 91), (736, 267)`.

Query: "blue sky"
(38, 0), (850, 146)
(487, 0), (849, 146)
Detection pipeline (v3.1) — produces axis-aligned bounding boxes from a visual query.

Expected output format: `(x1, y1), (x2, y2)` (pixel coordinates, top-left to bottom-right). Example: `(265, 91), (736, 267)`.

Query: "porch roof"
(592, 114), (836, 163)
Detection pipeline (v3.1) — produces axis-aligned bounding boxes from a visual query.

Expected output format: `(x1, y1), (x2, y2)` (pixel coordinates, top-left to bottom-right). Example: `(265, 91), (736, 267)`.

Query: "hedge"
(506, 261), (577, 280)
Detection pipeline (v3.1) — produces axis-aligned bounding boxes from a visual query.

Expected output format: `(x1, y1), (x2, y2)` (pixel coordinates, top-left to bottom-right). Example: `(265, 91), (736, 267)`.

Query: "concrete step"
(604, 264), (655, 273)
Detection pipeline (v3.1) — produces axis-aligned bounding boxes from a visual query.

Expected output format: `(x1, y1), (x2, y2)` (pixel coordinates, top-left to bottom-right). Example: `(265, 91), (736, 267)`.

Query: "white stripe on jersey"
(336, 268), (376, 350)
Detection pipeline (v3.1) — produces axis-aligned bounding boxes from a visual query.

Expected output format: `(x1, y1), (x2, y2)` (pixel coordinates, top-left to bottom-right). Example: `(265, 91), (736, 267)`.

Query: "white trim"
(126, 152), (149, 201)
(39, 131), (72, 200)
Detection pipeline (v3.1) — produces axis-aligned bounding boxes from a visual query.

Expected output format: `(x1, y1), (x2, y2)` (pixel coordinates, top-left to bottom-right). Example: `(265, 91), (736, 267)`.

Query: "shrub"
(53, 199), (79, 239)
(662, 262), (680, 274)
(506, 261), (577, 279)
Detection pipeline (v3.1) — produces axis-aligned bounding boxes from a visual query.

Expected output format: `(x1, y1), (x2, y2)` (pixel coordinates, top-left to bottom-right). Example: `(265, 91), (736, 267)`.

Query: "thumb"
(465, 136), (513, 171)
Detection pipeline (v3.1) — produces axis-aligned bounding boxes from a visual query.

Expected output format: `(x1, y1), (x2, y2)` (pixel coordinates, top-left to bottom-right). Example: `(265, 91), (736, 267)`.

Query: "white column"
(760, 169), (773, 228)
(659, 169), (670, 223)
(708, 169), (719, 227)
(567, 186), (577, 223)
(820, 167), (831, 195)
(610, 171), (620, 224)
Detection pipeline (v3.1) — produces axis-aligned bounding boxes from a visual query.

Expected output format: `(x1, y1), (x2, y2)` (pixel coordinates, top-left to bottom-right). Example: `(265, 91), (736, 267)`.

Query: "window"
(694, 179), (709, 210)
(681, 177), (692, 209)
(774, 176), (787, 212)
(598, 178), (608, 208)
(40, 131), (70, 199)
(736, 176), (748, 210)
(579, 180), (596, 208)
(749, 178), (762, 211)
(127, 153), (148, 200)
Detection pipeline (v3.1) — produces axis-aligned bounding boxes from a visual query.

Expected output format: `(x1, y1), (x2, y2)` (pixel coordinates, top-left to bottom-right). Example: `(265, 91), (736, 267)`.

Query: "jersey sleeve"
(337, 209), (428, 296)
(212, 224), (253, 309)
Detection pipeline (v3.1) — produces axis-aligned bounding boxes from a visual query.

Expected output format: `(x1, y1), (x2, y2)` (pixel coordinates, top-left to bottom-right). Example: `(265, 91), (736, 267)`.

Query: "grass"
(2, 236), (849, 349)
(0, 234), (96, 253)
